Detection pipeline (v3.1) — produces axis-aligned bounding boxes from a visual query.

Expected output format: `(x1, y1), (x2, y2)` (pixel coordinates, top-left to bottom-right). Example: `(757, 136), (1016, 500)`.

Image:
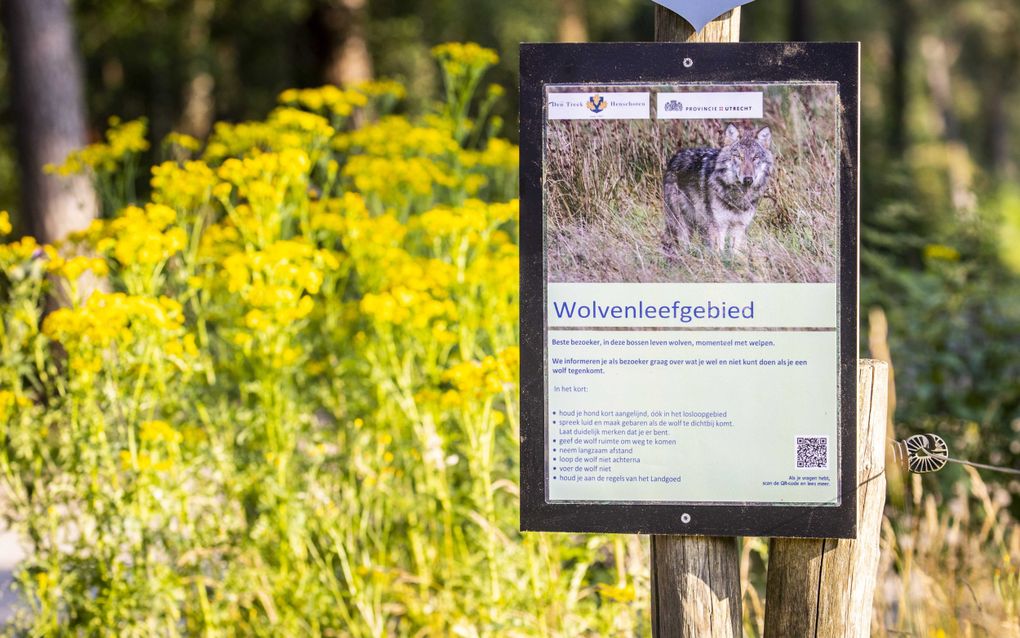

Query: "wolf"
(662, 124), (773, 255)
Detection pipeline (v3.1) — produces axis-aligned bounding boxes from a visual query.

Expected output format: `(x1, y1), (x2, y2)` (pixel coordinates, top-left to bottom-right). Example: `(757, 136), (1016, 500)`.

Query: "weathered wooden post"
(650, 9), (744, 638)
(654, 6), (741, 43)
(763, 360), (888, 637)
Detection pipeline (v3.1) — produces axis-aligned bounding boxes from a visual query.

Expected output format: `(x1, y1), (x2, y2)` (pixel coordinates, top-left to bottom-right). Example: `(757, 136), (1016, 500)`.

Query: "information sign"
(519, 43), (860, 538)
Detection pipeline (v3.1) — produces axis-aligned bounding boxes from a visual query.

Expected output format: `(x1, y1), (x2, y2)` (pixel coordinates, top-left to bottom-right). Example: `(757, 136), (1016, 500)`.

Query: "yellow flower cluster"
(203, 119), (323, 163)
(163, 132), (202, 152)
(349, 79), (406, 101)
(337, 116), (460, 158)
(431, 42), (500, 73)
(140, 419), (183, 445)
(216, 149), (311, 212)
(0, 390), (31, 423)
(43, 246), (109, 281)
(279, 80), (405, 118)
(97, 204), (187, 267)
(344, 155), (457, 201)
(0, 211), (11, 236)
(924, 243), (961, 262)
(309, 192), (368, 235)
(462, 138), (520, 172)
(268, 107), (335, 140)
(359, 258), (458, 328)
(414, 198), (518, 245)
(150, 160), (218, 210)
(442, 346), (519, 404)
(41, 292), (189, 374)
(278, 85), (368, 118)
(220, 239), (339, 332)
(46, 118), (150, 175)
(0, 236), (40, 274)
(0, 45), (558, 636)
(118, 450), (173, 473)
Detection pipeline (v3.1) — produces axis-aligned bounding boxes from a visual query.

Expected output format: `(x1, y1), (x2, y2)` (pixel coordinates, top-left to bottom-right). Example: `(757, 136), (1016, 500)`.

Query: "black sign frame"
(519, 42), (860, 538)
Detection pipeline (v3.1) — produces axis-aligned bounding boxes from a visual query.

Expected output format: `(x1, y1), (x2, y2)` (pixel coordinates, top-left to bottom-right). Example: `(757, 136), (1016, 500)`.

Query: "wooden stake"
(763, 360), (888, 638)
(651, 535), (743, 637)
(655, 7), (741, 43)
(651, 8), (742, 637)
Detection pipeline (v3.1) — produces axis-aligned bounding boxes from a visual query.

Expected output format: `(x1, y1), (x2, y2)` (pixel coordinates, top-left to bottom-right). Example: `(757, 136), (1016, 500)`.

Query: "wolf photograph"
(663, 124), (774, 257)
(545, 84), (839, 284)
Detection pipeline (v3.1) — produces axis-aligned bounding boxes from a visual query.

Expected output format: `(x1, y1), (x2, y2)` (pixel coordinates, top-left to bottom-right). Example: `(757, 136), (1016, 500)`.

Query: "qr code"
(796, 436), (828, 469)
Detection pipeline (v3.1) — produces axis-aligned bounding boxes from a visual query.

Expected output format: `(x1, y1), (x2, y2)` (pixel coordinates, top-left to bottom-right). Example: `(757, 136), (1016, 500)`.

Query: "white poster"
(543, 82), (841, 505)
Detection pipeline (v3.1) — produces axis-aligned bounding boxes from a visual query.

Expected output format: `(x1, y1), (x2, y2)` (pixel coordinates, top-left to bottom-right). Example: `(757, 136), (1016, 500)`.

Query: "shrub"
(0, 45), (648, 636)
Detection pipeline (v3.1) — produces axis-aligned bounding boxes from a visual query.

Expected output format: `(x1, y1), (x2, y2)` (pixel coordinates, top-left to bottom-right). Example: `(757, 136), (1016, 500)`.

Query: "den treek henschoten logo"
(547, 92), (650, 120)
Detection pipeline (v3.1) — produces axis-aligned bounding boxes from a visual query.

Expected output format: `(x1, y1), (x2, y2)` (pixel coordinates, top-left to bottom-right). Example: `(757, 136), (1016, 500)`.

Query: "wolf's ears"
(724, 124), (772, 148)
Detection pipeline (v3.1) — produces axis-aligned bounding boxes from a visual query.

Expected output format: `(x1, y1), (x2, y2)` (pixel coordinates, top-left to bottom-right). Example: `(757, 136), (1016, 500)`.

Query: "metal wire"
(887, 437), (1020, 476)
(931, 454), (1020, 476)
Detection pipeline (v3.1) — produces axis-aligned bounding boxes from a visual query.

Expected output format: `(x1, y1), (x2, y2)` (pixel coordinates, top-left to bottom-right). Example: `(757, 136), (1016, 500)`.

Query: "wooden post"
(651, 535), (743, 636)
(654, 6), (741, 43)
(763, 360), (889, 638)
(651, 9), (743, 638)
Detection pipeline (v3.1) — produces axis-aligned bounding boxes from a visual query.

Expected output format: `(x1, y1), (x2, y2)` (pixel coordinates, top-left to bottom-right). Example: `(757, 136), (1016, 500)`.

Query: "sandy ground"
(0, 528), (25, 622)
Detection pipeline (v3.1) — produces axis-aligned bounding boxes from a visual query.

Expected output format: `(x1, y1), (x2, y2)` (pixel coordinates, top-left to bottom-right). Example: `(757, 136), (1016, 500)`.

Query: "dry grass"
(738, 470), (1020, 637)
(871, 469), (1020, 637)
(544, 84), (839, 283)
(735, 309), (1020, 637)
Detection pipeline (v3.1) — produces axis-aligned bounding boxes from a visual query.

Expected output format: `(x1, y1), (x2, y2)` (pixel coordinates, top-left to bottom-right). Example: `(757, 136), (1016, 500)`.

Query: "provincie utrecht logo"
(664, 100), (684, 112)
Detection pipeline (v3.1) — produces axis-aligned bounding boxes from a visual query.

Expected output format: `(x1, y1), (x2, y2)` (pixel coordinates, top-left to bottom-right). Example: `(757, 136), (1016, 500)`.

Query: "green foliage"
(0, 47), (648, 636)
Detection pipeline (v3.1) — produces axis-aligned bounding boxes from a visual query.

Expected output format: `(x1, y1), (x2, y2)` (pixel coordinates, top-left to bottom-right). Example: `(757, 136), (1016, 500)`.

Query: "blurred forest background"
(5, 0), (1016, 479)
(0, 0), (1018, 634)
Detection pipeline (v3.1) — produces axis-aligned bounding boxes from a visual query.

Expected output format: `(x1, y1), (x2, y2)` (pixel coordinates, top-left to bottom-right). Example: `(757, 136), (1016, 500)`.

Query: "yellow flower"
(35, 572), (49, 599)
(42, 292), (188, 377)
(278, 85), (369, 118)
(46, 253), (109, 281)
(0, 391), (31, 422)
(597, 583), (636, 603)
(140, 420), (183, 444)
(163, 131), (202, 152)
(923, 243), (960, 262)
(349, 79), (406, 101)
(47, 118), (149, 176)
(0, 211), (12, 236)
(0, 236), (39, 266)
(268, 107), (335, 139)
(150, 160), (218, 210)
(431, 42), (499, 69)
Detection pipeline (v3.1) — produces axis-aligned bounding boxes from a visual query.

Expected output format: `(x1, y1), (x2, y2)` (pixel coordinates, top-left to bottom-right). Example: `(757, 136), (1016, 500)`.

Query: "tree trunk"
(979, 26), (1018, 179)
(558, 0), (589, 43)
(179, 0), (217, 139)
(887, 0), (913, 154)
(320, 0), (374, 86)
(788, 0), (813, 41)
(919, 35), (960, 142)
(1, 0), (97, 244)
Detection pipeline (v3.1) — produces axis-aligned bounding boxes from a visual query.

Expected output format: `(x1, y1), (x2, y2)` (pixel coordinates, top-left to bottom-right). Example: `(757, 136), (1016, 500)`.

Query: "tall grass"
(739, 310), (1020, 637)
(545, 84), (839, 283)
